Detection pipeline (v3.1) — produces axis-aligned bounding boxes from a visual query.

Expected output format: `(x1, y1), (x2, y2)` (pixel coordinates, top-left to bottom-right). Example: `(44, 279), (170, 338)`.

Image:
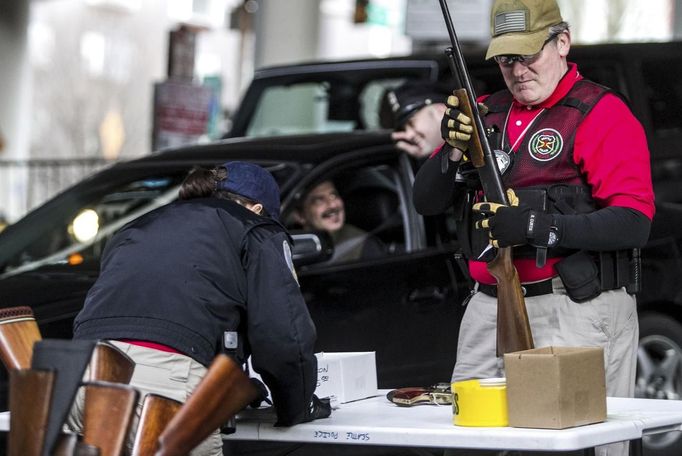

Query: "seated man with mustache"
(294, 179), (386, 263)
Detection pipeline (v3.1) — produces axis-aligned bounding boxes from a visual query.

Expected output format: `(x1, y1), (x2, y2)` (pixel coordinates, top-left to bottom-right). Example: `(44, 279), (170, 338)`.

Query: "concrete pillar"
(0, 0), (31, 222)
(0, 0), (30, 160)
(253, 0), (320, 68)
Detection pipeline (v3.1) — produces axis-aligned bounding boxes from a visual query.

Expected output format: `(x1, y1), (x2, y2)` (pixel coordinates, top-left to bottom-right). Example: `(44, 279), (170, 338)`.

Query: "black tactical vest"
(466, 79), (612, 259)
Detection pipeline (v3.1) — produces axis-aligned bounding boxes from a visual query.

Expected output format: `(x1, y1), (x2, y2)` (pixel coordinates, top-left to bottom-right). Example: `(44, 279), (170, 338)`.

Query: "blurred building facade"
(0, 0), (679, 222)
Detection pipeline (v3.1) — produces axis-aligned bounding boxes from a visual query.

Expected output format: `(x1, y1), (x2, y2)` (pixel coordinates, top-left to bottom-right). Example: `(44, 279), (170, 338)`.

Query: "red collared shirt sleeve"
(574, 93), (655, 220)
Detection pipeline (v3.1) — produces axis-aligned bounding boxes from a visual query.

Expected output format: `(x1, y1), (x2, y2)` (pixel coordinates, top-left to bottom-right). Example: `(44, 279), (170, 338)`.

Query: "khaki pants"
(452, 277), (638, 456)
(67, 341), (221, 456)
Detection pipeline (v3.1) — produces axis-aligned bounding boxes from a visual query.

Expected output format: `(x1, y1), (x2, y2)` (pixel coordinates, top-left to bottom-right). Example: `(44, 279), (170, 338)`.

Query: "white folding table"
(224, 391), (682, 455)
(1, 391), (681, 454)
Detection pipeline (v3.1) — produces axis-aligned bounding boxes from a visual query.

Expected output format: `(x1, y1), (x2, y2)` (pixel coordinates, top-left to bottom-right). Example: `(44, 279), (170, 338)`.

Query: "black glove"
(440, 93), (488, 152)
(440, 93), (474, 151)
(248, 377), (272, 408)
(474, 190), (558, 248)
(306, 394), (332, 422)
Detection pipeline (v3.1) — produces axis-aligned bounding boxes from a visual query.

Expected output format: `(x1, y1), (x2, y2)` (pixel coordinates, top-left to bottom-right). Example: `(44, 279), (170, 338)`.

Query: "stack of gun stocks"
(0, 306), (258, 456)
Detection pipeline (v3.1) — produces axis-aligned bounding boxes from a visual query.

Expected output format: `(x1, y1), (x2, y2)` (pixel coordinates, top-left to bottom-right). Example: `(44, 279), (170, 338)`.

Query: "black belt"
(478, 278), (554, 298)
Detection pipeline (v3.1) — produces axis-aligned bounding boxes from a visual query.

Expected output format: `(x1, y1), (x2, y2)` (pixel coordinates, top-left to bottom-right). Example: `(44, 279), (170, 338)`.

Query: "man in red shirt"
(414, 2), (653, 453)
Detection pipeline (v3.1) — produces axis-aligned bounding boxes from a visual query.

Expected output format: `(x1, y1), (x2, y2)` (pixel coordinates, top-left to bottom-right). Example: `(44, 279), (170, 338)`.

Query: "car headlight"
(70, 209), (100, 243)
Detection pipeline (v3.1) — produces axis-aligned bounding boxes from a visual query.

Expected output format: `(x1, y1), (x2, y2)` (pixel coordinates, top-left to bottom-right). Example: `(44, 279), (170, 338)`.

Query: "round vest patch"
(528, 128), (563, 162)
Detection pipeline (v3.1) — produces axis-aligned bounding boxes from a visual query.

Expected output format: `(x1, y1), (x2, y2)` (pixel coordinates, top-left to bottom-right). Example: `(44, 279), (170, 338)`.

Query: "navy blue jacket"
(73, 197), (317, 425)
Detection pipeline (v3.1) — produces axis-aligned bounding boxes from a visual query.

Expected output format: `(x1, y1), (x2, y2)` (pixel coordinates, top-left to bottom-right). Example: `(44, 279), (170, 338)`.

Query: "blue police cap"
(217, 161), (280, 220)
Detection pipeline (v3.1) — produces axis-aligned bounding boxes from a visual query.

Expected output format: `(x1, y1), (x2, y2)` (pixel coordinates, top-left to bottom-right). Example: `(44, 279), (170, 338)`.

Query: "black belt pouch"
(555, 250), (602, 302)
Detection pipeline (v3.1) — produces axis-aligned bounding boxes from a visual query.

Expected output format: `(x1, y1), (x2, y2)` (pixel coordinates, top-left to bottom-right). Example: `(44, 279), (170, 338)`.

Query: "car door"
(285, 148), (469, 389)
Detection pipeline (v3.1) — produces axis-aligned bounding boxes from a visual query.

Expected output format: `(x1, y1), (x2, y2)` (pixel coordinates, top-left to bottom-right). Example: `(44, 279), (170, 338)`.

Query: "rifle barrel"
(437, 0), (507, 205)
(436, 0), (534, 356)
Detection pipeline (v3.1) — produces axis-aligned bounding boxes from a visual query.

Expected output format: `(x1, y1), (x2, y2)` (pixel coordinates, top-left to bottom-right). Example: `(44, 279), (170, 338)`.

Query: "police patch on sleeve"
(283, 240), (299, 285)
(528, 128), (563, 162)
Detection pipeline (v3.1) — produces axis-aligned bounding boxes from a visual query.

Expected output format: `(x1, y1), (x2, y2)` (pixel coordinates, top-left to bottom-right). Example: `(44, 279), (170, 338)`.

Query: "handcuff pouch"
(555, 250), (601, 302)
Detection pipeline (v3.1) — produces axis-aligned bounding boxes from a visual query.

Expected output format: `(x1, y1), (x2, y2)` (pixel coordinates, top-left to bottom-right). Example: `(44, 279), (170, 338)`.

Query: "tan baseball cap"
(485, 0), (563, 60)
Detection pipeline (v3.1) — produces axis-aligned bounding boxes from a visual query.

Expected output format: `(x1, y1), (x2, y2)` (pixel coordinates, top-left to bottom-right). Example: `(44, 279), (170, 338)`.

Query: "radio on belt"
(223, 331), (238, 352)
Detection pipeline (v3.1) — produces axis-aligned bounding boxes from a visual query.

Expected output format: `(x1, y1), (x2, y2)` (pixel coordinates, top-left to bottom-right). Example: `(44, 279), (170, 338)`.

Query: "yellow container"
(452, 377), (508, 427)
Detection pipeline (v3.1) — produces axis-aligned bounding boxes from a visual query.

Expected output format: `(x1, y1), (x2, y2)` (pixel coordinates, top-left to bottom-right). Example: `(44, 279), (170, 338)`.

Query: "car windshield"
(0, 173), (187, 278)
(245, 78), (406, 137)
(0, 160), (304, 278)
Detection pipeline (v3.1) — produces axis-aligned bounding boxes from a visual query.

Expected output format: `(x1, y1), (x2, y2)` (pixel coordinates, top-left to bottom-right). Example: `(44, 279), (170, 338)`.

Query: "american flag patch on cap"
(494, 10), (528, 36)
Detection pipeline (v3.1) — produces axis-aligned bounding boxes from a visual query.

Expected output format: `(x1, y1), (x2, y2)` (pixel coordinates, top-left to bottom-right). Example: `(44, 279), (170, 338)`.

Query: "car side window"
(285, 164), (405, 267)
(246, 82), (356, 136)
(341, 166), (405, 256)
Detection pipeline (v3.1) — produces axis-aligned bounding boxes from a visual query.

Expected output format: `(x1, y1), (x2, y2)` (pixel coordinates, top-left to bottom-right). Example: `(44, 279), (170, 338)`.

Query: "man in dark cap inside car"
(68, 161), (330, 455)
(381, 80), (451, 160)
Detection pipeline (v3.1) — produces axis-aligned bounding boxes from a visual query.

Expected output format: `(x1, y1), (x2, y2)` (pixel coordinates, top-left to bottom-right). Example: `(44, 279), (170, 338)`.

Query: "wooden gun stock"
(0, 306), (42, 370)
(131, 394), (182, 456)
(156, 354), (258, 456)
(83, 381), (139, 456)
(8, 368), (55, 456)
(488, 248), (534, 355)
(454, 88), (485, 169)
(89, 341), (135, 384)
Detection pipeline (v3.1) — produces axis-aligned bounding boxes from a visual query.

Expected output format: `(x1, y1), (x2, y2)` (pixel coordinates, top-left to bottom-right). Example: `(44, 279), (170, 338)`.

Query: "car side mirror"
(290, 231), (333, 267)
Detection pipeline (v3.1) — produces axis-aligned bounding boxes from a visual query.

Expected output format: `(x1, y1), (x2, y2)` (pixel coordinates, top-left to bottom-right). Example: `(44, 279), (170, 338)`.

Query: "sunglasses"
(494, 33), (560, 67)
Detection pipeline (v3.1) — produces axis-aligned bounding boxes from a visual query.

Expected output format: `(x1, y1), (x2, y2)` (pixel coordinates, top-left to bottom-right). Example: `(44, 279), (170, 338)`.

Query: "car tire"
(637, 311), (682, 456)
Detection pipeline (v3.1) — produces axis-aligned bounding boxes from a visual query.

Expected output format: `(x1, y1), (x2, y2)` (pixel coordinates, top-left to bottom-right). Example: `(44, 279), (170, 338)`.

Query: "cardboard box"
(503, 346), (606, 429)
(314, 352), (378, 403)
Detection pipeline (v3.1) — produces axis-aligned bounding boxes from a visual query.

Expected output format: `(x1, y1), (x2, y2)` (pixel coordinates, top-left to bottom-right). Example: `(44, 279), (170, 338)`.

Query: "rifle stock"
(438, 0), (533, 356)
(0, 306), (43, 370)
(8, 368), (55, 456)
(82, 381), (139, 456)
(487, 248), (534, 354)
(131, 394), (182, 456)
(89, 341), (135, 384)
(156, 354), (258, 456)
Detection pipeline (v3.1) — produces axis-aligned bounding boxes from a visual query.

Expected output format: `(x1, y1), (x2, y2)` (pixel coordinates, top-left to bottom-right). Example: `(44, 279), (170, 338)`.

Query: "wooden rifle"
(0, 306), (42, 370)
(88, 341), (135, 384)
(8, 368), (54, 456)
(155, 353), (258, 456)
(437, 0), (534, 356)
(82, 381), (138, 456)
(131, 394), (182, 456)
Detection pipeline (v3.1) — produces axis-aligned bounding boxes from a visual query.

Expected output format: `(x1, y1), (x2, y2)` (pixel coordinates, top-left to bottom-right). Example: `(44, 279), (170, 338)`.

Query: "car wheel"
(637, 312), (682, 456)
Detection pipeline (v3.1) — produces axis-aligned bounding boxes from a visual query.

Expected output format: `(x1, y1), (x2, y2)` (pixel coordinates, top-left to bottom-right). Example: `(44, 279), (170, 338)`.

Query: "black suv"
(1, 42), (682, 456)
(0, 132), (468, 390)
